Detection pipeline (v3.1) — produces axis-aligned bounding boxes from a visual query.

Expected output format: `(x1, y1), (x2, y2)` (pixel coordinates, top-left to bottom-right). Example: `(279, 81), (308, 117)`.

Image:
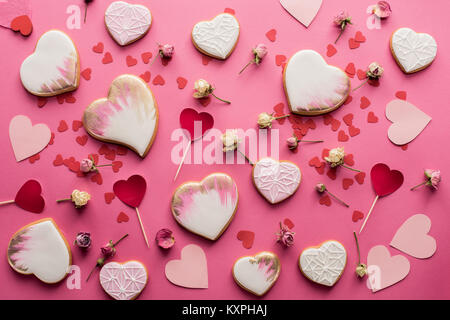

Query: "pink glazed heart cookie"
(20, 30), (80, 97)
(7, 218), (71, 284)
(83, 74), (159, 158)
(233, 252), (281, 296)
(105, 1), (152, 46)
(283, 50), (350, 115)
(192, 13), (240, 60)
(252, 158), (301, 204)
(100, 260), (148, 300)
(171, 173), (238, 241)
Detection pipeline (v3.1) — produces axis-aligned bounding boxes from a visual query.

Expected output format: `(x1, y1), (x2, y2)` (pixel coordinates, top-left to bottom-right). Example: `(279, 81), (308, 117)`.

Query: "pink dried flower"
(276, 222), (295, 247)
(373, 1), (392, 19)
(315, 183), (349, 207)
(239, 44), (268, 74)
(411, 169), (441, 191)
(155, 228), (175, 249)
(74, 232), (91, 249)
(80, 158), (94, 173)
(159, 44), (174, 58)
(333, 11), (352, 44)
(286, 135), (323, 150)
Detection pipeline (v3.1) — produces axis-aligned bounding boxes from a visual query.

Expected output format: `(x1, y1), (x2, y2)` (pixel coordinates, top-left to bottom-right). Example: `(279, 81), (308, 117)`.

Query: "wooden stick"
(135, 207), (150, 248)
(174, 140), (192, 181)
(359, 195), (379, 234)
(0, 200), (15, 206)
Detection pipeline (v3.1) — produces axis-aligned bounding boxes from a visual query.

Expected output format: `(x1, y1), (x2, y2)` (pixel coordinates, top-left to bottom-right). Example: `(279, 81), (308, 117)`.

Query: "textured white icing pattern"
(20, 30), (78, 95)
(100, 261), (148, 300)
(391, 28), (437, 73)
(299, 241), (347, 287)
(105, 1), (152, 46)
(8, 220), (70, 283)
(284, 50), (349, 112)
(192, 13), (239, 59)
(253, 158), (301, 204)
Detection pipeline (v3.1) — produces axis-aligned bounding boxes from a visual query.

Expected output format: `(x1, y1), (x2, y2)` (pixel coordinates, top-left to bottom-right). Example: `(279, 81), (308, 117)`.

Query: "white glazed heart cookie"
(83, 74), (159, 158)
(105, 1), (152, 46)
(252, 157), (301, 204)
(283, 50), (350, 116)
(233, 252), (281, 296)
(299, 240), (347, 287)
(191, 13), (240, 60)
(7, 218), (71, 284)
(100, 260), (148, 300)
(171, 173), (238, 241)
(390, 28), (437, 74)
(20, 30), (80, 97)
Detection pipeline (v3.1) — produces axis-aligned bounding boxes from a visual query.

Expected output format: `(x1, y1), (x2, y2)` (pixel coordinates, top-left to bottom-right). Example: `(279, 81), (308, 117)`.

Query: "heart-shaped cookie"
(83, 74), (159, 158)
(171, 173), (238, 241)
(252, 158), (301, 204)
(20, 30), (79, 97)
(280, 0), (323, 27)
(299, 240), (347, 287)
(192, 13), (240, 60)
(386, 99), (431, 145)
(100, 260), (148, 300)
(390, 28), (437, 74)
(7, 218), (71, 284)
(284, 50), (350, 115)
(233, 252), (281, 296)
(105, 1), (152, 46)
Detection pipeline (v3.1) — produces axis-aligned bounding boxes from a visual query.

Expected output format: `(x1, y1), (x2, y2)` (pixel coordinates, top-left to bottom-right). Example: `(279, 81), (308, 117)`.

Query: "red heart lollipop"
(113, 175), (146, 208)
(371, 163), (404, 197)
(179, 108), (214, 141)
(14, 180), (45, 213)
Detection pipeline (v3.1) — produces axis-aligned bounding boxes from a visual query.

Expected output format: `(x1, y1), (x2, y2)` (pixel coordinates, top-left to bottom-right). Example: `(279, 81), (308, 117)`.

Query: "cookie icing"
(20, 30), (79, 96)
(105, 1), (152, 46)
(83, 74), (158, 158)
(233, 252), (281, 296)
(100, 261), (148, 300)
(284, 50), (350, 115)
(171, 173), (238, 241)
(299, 240), (347, 287)
(7, 218), (71, 284)
(192, 13), (239, 59)
(391, 28), (437, 73)
(252, 158), (301, 204)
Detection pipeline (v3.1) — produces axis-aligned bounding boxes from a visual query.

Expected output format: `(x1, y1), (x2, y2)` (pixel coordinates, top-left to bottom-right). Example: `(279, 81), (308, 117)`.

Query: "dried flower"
(74, 232), (91, 249)
(353, 232), (367, 278)
(193, 79), (230, 104)
(57, 190), (91, 208)
(80, 158), (94, 173)
(221, 129), (241, 152)
(372, 1), (392, 19)
(411, 169), (441, 191)
(155, 229), (175, 249)
(325, 147), (360, 172)
(159, 44), (174, 58)
(333, 11), (352, 44)
(239, 44), (268, 74)
(276, 222), (295, 247)
(315, 183), (327, 193)
(286, 135), (323, 150)
(257, 112), (290, 129)
(353, 62), (384, 91)
(315, 183), (349, 207)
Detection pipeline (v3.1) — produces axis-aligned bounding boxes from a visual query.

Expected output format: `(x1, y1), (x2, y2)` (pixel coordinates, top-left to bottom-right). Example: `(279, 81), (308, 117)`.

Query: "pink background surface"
(0, 0), (449, 300)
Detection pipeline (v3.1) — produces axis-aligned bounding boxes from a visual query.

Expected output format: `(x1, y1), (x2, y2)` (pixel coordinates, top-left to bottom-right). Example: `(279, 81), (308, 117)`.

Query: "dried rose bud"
(276, 222), (295, 247)
(74, 232), (91, 249)
(80, 158), (94, 173)
(159, 44), (174, 58)
(155, 229), (175, 249)
(101, 240), (116, 258)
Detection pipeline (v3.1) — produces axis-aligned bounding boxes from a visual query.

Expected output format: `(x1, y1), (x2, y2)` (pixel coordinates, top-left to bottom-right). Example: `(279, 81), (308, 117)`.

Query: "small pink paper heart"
(9, 115), (51, 162)
(165, 244), (208, 288)
(280, 0), (323, 27)
(390, 214), (436, 259)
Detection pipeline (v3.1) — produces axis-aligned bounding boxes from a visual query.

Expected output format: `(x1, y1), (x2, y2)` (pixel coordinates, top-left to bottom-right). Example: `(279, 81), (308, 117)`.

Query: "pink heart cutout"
(280, 0), (323, 27)
(386, 99), (431, 145)
(390, 214), (436, 259)
(165, 244), (208, 289)
(9, 115), (51, 162)
(367, 245), (410, 292)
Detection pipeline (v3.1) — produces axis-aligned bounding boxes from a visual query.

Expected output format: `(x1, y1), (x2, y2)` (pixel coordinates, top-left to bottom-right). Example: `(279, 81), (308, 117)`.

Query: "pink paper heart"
(367, 245), (410, 292)
(165, 244), (208, 288)
(9, 115), (51, 162)
(390, 214), (436, 259)
(386, 99), (431, 145)
(280, 0), (323, 27)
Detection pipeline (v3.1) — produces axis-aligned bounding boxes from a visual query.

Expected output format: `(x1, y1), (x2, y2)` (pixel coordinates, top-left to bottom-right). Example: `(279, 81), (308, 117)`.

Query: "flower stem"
(86, 265), (97, 282)
(84, 5), (87, 23)
(238, 61), (254, 75)
(113, 234), (129, 247)
(410, 181), (427, 191)
(299, 140), (323, 143)
(56, 198), (71, 203)
(352, 79), (368, 92)
(95, 164), (113, 168)
(326, 190), (349, 207)
(274, 115), (290, 120)
(341, 164), (361, 172)
(237, 150), (254, 166)
(353, 231), (361, 264)
(211, 93), (231, 104)
(334, 28), (345, 44)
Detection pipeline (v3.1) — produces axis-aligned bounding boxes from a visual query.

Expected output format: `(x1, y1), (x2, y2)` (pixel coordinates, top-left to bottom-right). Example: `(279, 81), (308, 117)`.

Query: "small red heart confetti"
(337, 130), (349, 142)
(57, 120), (68, 132)
(275, 55), (286, 66)
(309, 156), (322, 168)
(102, 52), (113, 64)
(283, 218), (295, 229)
(116, 146), (128, 156)
(344, 154), (355, 166)
(72, 120), (83, 132)
(319, 195), (332, 206)
(224, 8), (235, 15)
(323, 115), (333, 125)
(360, 96), (371, 109)
(99, 144), (110, 155)
(348, 126), (360, 137)
(139, 71), (151, 83)
(345, 63), (356, 77)
(343, 114), (353, 126)
(326, 44), (337, 57)
(367, 112), (378, 123)
(198, 96), (211, 107)
(88, 153), (99, 164)
(355, 172), (366, 184)
(65, 93), (76, 104)
(117, 211), (129, 223)
(28, 154), (40, 164)
(93, 42), (104, 54)
(357, 69), (367, 80)
(354, 31), (366, 43)
(76, 135), (88, 146)
(105, 192), (115, 204)
(322, 148), (330, 160)
(141, 52), (152, 64)
(331, 119), (341, 131)
(104, 149), (116, 161)
(152, 75), (165, 86)
(401, 145), (408, 151)
(343, 178), (354, 190)
(395, 91), (407, 100)
(57, 95), (65, 104)
(63, 157), (75, 167)
(265, 29), (277, 42)
(68, 161), (80, 173)
(91, 172), (103, 185)
(327, 168), (337, 180)
(81, 68), (91, 81)
(112, 161), (123, 173)
(315, 162), (326, 175)
(49, 132), (55, 145)
(237, 231), (255, 249)
(348, 38), (360, 49)
(14, 180), (45, 213)
(177, 77), (187, 89)
(343, 95), (353, 105)
(352, 210), (364, 222)
(202, 55), (212, 65)
(53, 154), (64, 166)
(126, 55), (138, 67)
(37, 97), (47, 108)
(10, 15), (33, 36)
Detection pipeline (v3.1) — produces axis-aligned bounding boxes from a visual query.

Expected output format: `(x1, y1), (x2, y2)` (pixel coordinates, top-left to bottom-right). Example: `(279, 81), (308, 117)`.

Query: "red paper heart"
(308, 156), (322, 168)
(113, 175), (147, 207)
(323, 115), (333, 125)
(345, 63), (355, 77)
(126, 55), (138, 67)
(322, 148), (330, 160)
(237, 231), (255, 249)
(283, 218), (295, 229)
(327, 168), (337, 180)
(14, 180), (44, 213)
(117, 211), (129, 223)
(344, 154), (355, 166)
(371, 163), (404, 197)
(139, 71), (151, 83)
(116, 146), (128, 156)
(367, 112), (378, 123)
(49, 132), (55, 145)
(76, 135), (88, 146)
(104, 192), (115, 204)
(81, 68), (91, 81)
(305, 119), (316, 129)
(10, 15), (33, 36)
(102, 52), (113, 64)
(202, 55), (212, 65)
(355, 172), (366, 184)
(352, 210), (364, 222)
(104, 149), (116, 161)
(91, 172), (103, 185)
(357, 69), (367, 80)
(348, 38), (360, 49)
(343, 95), (353, 105)
(53, 154), (64, 166)
(315, 162), (325, 175)
(224, 8), (235, 15)
(348, 126), (360, 137)
(326, 44), (337, 57)
(99, 145), (110, 155)
(273, 103), (284, 115)
(331, 119), (341, 131)
(395, 91), (407, 100)
(177, 77), (187, 89)
(29, 154), (40, 164)
(112, 161), (123, 173)
(68, 161), (80, 173)
(93, 42), (104, 54)
(360, 96), (371, 109)
(141, 52), (153, 64)
(37, 97), (47, 108)
(88, 153), (99, 164)
(152, 75), (165, 86)
(338, 130), (349, 142)
(343, 113), (353, 126)
(72, 120), (83, 132)
(319, 195), (331, 206)
(57, 120), (68, 132)
(198, 96), (211, 107)
(354, 31), (366, 43)
(275, 54), (286, 66)
(343, 178), (354, 190)
(180, 108), (214, 141)
(65, 93), (76, 104)
(265, 29), (277, 42)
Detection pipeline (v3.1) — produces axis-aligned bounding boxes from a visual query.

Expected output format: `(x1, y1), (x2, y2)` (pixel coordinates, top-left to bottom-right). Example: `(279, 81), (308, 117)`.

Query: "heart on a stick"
(371, 163), (404, 197)
(179, 108), (214, 141)
(280, 0), (323, 27)
(113, 175), (147, 208)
